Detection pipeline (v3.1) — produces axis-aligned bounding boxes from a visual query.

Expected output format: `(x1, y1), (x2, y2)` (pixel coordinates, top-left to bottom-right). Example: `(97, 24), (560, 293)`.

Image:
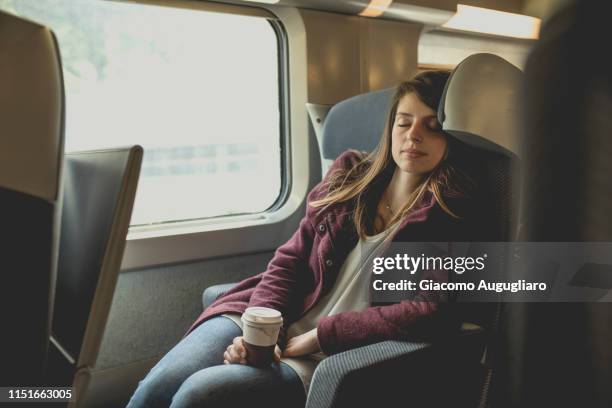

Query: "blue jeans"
(126, 316), (306, 408)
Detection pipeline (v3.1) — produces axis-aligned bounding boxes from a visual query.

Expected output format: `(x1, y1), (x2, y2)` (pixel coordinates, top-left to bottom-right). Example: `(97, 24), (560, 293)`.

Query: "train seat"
(0, 10), (64, 386)
(46, 146), (142, 407)
(318, 87), (394, 173)
(437, 53), (524, 407)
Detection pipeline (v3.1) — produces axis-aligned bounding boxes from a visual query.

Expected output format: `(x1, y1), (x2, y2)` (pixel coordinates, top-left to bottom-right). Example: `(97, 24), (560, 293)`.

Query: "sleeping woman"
(127, 70), (496, 408)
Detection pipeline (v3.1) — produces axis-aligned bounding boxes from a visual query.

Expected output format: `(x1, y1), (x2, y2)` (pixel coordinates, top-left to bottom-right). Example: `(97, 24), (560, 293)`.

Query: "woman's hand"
(223, 336), (282, 365)
(282, 328), (321, 358)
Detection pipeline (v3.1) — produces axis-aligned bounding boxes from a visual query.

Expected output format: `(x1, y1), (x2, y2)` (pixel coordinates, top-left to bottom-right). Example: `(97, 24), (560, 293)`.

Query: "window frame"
(121, 12), (290, 230)
(118, 2), (313, 270)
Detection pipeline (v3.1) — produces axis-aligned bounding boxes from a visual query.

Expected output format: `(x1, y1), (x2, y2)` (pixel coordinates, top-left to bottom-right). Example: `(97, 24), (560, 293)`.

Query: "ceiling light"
(240, 0), (280, 4)
(443, 4), (541, 40)
(359, 0), (393, 18)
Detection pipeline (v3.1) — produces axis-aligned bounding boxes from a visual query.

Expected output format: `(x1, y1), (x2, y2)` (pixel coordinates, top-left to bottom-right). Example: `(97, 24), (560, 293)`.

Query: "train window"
(0, 0), (283, 226)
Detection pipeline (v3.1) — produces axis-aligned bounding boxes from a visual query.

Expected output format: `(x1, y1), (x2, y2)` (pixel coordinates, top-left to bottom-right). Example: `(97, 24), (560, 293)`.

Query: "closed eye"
(426, 116), (442, 130)
(428, 121), (442, 131)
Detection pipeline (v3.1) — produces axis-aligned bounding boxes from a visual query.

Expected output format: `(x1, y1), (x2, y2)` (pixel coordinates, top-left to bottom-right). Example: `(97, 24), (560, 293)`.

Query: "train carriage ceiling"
(224, 0), (566, 101)
(243, 0), (567, 22)
(274, 0), (524, 19)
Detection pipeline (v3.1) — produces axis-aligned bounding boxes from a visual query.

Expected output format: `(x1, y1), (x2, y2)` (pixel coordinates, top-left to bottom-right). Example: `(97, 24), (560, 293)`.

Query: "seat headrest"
(321, 87), (394, 160)
(0, 11), (64, 202)
(439, 53), (523, 157)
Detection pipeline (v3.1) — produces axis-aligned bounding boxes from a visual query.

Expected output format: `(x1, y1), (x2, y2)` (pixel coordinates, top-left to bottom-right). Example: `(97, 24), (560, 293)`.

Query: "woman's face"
(390, 92), (448, 176)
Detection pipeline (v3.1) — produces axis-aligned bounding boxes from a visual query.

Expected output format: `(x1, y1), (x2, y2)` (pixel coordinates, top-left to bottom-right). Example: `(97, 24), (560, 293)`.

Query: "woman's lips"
(401, 149), (427, 159)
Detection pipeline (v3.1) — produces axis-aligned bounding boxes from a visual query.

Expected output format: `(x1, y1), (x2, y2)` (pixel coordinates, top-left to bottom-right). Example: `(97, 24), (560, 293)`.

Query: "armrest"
(306, 328), (487, 408)
(202, 283), (237, 309)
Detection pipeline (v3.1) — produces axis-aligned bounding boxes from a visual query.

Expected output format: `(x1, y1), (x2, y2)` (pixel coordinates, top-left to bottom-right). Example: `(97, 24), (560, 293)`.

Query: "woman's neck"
(385, 168), (424, 211)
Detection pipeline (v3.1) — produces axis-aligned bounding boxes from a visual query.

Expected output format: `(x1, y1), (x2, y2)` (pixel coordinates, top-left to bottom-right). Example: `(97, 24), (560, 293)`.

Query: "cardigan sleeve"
(316, 263), (453, 355)
(246, 214), (316, 349)
(247, 149), (366, 349)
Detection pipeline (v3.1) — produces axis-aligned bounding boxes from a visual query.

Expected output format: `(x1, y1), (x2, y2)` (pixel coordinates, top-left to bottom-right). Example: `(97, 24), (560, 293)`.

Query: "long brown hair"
(309, 71), (475, 239)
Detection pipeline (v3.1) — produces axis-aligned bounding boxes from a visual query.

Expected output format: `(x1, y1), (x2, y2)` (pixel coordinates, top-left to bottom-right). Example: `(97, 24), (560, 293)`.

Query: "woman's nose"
(406, 125), (423, 143)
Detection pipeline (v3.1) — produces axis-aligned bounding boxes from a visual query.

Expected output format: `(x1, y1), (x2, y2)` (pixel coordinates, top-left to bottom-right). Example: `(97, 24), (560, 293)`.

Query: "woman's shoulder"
(329, 149), (368, 173)
(311, 149), (367, 192)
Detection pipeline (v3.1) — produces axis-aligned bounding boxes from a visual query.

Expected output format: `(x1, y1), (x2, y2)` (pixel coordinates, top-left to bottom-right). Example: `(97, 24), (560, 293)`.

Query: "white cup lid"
(242, 307), (283, 325)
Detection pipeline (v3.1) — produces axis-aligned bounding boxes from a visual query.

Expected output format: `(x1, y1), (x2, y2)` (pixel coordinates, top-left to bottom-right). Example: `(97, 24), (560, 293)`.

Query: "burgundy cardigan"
(185, 149), (495, 355)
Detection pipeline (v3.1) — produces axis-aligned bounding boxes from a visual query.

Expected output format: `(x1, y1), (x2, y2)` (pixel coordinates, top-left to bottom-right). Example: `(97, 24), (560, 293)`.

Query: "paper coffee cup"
(241, 307), (283, 367)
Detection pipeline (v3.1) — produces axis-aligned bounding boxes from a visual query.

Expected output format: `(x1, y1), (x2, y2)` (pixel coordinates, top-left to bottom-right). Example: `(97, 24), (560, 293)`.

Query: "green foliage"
(0, 0), (108, 79)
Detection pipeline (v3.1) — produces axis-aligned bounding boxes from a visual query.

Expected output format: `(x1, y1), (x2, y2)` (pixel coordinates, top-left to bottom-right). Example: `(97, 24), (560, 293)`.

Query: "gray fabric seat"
(321, 87), (394, 160)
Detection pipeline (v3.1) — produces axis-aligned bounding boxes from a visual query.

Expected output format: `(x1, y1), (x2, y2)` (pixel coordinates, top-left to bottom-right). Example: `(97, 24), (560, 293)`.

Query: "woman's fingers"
(283, 339), (296, 357)
(225, 345), (235, 363)
(233, 336), (247, 359)
(226, 337), (288, 365)
(285, 334), (304, 356)
(223, 337), (248, 365)
(224, 345), (243, 364)
(232, 337), (248, 364)
(229, 345), (241, 362)
(282, 329), (319, 357)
